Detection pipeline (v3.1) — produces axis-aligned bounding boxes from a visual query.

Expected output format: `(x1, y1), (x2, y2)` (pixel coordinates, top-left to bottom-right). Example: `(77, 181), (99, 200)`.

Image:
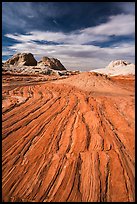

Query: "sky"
(2, 2), (135, 71)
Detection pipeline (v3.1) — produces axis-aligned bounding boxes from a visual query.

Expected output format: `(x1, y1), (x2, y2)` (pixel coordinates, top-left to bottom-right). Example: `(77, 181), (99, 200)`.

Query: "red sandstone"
(2, 72), (135, 202)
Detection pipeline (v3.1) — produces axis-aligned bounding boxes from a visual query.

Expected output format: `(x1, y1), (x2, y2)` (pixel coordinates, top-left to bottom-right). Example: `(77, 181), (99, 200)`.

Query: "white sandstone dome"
(106, 60), (130, 68)
(91, 60), (135, 76)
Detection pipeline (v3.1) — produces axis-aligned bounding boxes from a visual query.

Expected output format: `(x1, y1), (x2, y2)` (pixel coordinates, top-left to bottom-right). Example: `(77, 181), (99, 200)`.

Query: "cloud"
(5, 13), (135, 45)
(81, 14), (135, 36)
(118, 2), (135, 15)
(3, 40), (134, 70)
(3, 13), (135, 71)
(5, 30), (109, 45)
(2, 2), (74, 33)
(2, 2), (135, 35)
(2, 2), (32, 30)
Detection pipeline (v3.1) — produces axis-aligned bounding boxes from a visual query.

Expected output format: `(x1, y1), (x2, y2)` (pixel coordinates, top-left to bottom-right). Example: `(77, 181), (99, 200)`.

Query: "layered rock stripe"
(2, 72), (135, 202)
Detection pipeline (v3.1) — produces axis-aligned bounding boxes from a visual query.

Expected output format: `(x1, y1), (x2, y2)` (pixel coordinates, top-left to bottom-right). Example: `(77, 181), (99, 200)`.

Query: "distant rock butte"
(38, 56), (66, 71)
(4, 53), (37, 66)
(106, 60), (133, 69)
(3, 53), (67, 73)
(91, 60), (135, 76)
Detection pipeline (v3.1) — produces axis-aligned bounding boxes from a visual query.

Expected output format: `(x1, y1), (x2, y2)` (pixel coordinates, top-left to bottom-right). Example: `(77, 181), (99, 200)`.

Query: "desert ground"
(2, 72), (135, 202)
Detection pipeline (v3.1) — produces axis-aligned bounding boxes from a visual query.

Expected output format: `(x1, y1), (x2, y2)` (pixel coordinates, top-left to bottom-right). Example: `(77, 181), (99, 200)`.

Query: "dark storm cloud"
(3, 2), (134, 33)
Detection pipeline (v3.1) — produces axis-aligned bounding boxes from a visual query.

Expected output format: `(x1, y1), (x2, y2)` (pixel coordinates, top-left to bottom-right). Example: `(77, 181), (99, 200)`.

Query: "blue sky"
(2, 2), (135, 71)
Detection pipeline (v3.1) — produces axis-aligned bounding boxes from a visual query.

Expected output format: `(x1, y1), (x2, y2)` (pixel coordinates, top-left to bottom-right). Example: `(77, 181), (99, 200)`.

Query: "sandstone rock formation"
(2, 72), (135, 202)
(3, 53), (68, 76)
(38, 56), (66, 71)
(4, 53), (37, 66)
(91, 60), (135, 76)
(107, 60), (131, 68)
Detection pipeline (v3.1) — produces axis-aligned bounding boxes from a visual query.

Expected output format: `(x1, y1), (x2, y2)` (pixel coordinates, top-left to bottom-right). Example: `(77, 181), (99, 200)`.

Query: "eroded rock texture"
(38, 56), (66, 71)
(2, 72), (135, 202)
(4, 53), (37, 66)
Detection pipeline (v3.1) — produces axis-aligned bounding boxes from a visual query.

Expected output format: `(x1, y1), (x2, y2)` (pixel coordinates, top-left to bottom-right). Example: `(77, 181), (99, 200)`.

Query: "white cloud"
(5, 13), (135, 46)
(82, 14), (135, 36)
(5, 30), (109, 45)
(2, 50), (14, 56)
(3, 41), (134, 71)
(3, 13), (135, 70)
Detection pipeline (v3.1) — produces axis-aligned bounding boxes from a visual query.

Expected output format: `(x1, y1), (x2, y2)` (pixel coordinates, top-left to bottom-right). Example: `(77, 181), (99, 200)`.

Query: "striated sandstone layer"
(2, 72), (135, 202)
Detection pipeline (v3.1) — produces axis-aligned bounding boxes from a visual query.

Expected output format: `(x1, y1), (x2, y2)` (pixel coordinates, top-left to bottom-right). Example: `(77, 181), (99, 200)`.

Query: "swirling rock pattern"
(2, 72), (135, 202)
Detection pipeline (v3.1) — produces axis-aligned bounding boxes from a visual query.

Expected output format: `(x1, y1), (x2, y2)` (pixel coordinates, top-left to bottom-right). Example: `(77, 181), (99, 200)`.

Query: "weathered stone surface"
(91, 60), (135, 76)
(38, 56), (66, 70)
(2, 72), (135, 202)
(3, 53), (67, 75)
(107, 60), (131, 68)
(4, 53), (37, 66)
